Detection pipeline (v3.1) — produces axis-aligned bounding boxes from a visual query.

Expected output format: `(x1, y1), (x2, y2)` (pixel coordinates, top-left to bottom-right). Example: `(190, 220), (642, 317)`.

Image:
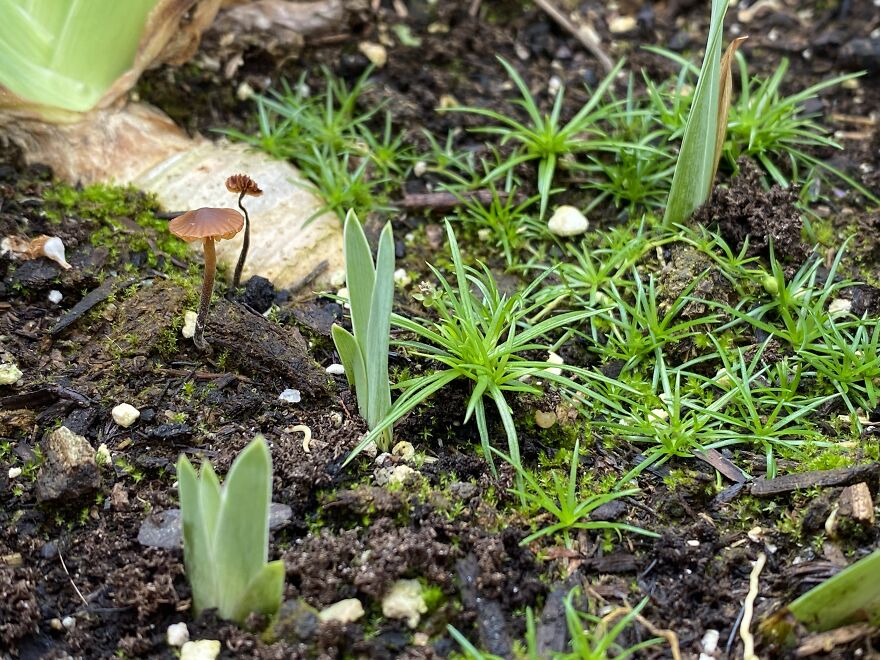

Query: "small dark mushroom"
(225, 173), (263, 290)
(169, 207), (244, 352)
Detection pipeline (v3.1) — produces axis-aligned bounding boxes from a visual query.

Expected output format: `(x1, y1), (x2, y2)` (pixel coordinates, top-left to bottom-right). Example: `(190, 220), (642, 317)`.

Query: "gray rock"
(270, 599), (320, 643)
(36, 426), (100, 503)
(138, 503), (293, 549)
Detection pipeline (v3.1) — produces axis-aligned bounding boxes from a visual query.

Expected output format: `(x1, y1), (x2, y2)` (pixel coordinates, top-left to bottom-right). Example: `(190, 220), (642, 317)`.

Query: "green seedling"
(499, 439), (658, 549)
(332, 211), (395, 450)
(448, 587), (661, 659)
(447, 56), (626, 219)
(177, 437), (284, 624)
(343, 222), (631, 494)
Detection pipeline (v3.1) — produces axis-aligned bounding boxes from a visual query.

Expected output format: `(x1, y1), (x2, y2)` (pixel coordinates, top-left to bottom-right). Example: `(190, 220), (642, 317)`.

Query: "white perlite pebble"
(329, 269), (346, 288)
(829, 298), (852, 317)
(181, 311), (198, 339)
(96, 444), (112, 466)
(8, 467), (22, 479)
(700, 628), (720, 655)
(382, 579), (427, 628)
(48, 290), (63, 304)
(279, 388), (302, 404)
(166, 622), (190, 647)
(0, 363), (23, 385)
(326, 363), (345, 375)
(392, 441), (415, 461)
(319, 598), (365, 624)
(547, 205), (589, 237)
(358, 41), (388, 67)
(112, 403), (140, 428)
(546, 351), (564, 377)
(393, 268), (412, 287)
(62, 616), (76, 630)
(388, 464), (418, 486)
(180, 640), (221, 660)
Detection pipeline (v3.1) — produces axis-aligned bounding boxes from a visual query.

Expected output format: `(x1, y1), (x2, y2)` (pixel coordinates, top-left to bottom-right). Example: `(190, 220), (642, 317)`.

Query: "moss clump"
(42, 183), (190, 270)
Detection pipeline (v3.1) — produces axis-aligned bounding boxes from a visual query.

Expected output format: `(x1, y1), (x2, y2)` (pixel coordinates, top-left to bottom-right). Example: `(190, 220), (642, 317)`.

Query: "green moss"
(42, 182), (190, 270)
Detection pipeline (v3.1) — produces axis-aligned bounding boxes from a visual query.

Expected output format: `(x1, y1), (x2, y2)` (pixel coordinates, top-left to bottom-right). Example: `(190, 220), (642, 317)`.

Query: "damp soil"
(2, 1), (880, 659)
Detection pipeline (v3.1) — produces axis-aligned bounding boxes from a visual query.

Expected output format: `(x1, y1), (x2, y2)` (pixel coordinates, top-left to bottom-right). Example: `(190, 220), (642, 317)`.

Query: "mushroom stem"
(194, 237), (217, 353)
(231, 192), (250, 290)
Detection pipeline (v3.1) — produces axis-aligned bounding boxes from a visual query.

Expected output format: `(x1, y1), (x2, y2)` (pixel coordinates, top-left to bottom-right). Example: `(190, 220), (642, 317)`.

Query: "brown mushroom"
(225, 174), (262, 290)
(169, 207), (244, 352)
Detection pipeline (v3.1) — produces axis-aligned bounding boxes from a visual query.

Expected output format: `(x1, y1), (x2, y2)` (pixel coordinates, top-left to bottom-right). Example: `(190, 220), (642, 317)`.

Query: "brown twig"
(399, 189), (517, 213)
(532, 0), (613, 72)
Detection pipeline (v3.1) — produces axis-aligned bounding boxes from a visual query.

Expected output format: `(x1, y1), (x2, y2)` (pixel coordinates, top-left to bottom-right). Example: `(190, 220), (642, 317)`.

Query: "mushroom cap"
(168, 208), (245, 242)
(225, 173), (263, 197)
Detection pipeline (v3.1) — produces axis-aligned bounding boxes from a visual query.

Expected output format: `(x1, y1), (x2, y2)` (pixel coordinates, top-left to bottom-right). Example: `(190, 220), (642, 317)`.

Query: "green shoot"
(177, 437), (284, 624)
(331, 211), (395, 450)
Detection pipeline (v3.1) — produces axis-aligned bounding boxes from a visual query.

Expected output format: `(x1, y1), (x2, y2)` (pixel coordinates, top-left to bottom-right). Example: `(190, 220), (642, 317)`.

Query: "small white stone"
(319, 598), (365, 624)
(382, 579), (427, 628)
(547, 205), (589, 237)
(609, 15), (637, 33)
(180, 640), (221, 660)
(112, 403), (140, 428)
(358, 41), (388, 67)
(279, 389), (302, 404)
(700, 628), (720, 655)
(8, 467), (22, 479)
(329, 269), (346, 288)
(182, 311), (198, 339)
(61, 615), (76, 630)
(686, 539), (700, 547)
(326, 363), (345, 375)
(714, 368), (734, 389)
(166, 622), (190, 647)
(392, 441), (415, 461)
(393, 268), (412, 287)
(828, 298), (852, 317)
(413, 161), (428, 177)
(477, 228), (492, 241)
(361, 440), (378, 458)
(96, 444), (111, 466)
(546, 351), (564, 377)
(337, 287), (350, 309)
(548, 75), (562, 97)
(388, 464), (418, 486)
(649, 408), (669, 423)
(747, 526), (763, 543)
(48, 290), (63, 304)
(0, 363), (22, 385)
(236, 81), (254, 102)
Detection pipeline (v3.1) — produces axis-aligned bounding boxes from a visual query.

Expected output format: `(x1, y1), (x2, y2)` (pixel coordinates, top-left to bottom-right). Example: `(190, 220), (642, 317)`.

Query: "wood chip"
(694, 448), (748, 483)
(795, 623), (876, 657)
(750, 464), (880, 496)
(838, 482), (875, 524)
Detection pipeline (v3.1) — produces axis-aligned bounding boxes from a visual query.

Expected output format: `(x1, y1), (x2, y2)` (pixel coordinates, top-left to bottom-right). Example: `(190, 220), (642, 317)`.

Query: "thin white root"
(292, 424), (313, 453)
(740, 552), (767, 660)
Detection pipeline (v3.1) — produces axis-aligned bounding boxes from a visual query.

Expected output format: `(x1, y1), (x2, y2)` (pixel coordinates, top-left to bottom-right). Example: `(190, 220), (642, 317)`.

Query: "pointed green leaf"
(365, 222), (394, 437)
(663, 0), (731, 225)
(213, 437), (273, 621)
(178, 454), (217, 617)
(343, 210), (375, 355)
(231, 559), (285, 623)
(331, 324), (369, 420)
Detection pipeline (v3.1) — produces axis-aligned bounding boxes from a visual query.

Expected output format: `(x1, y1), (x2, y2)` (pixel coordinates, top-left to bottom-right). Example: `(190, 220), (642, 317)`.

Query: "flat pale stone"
(382, 579), (427, 628)
(181, 310), (198, 339)
(136, 141), (343, 289)
(318, 598), (365, 624)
